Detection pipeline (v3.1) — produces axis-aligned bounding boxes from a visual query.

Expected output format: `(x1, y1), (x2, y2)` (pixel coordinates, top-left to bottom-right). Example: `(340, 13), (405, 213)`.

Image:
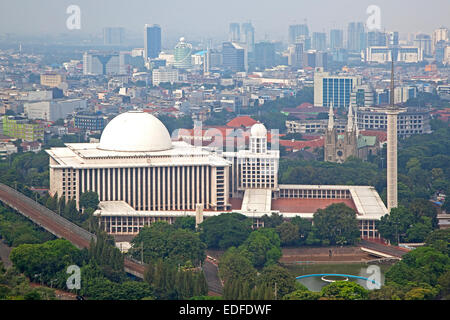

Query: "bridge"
(0, 183), (223, 295)
(296, 273), (381, 287)
(0, 183), (145, 279)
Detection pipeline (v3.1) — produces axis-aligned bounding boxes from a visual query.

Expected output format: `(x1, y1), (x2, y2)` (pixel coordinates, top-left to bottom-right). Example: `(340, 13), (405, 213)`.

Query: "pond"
(285, 262), (393, 292)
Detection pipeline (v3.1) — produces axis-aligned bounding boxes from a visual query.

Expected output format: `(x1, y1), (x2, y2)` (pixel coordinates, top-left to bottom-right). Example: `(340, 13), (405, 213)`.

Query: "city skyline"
(0, 0), (449, 43)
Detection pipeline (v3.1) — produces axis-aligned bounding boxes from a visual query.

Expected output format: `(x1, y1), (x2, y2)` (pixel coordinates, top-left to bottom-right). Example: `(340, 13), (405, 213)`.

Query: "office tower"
(367, 30), (387, 47)
(241, 22), (255, 53)
(314, 71), (361, 108)
(435, 40), (447, 63)
(288, 43), (303, 68)
(315, 52), (328, 70)
(388, 31), (399, 47)
(83, 52), (121, 75)
(288, 24), (309, 45)
(144, 24), (161, 61)
(303, 50), (316, 68)
(347, 22), (366, 52)
(229, 23), (240, 42)
(312, 32), (327, 51)
(330, 29), (344, 49)
(173, 37), (192, 69)
(254, 42), (276, 69)
(103, 27), (124, 45)
(414, 34), (432, 56)
(432, 27), (449, 53)
(222, 42), (245, 72)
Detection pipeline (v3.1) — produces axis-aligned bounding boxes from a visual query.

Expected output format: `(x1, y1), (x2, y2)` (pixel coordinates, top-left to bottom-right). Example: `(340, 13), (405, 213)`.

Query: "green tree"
(199, 213), (252, 250)
(276, 222), (300, 246)
(238, 228), (282, 268)
(320, 281), (369, 300)
(256, 265), (296, 300)
(79, 191), (100, 211)
(218, 247), (257, 285)
(173, 216), (196, 231)
(132, 222), (206, 266)
(313, 203), (360, 246)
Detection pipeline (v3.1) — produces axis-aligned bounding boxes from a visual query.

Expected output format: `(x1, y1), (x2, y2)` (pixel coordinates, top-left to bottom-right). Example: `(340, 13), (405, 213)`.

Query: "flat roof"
(47, 141), (231, 168)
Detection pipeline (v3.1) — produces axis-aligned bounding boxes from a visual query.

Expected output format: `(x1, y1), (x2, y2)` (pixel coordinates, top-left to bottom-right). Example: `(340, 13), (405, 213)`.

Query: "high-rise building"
(152, 66), (179, 86)
(413, 34), (432, 57)
(173, 37), (192, 69)
(144, 24), (161, 61)
(388, 31), (399, 47)
(347, 22), (366, 52)
(312, 32), (327, 51)
(83, 52), (121, 75)
(103, 27), (125, 45)
(254, 42), (276, 69)
(367, 31), (386, 47)
(314, 71), (361, 108)
(229, 23), (240, 42)
(365, 46), (423, 63)
(241, 22), (255, 53)
(222, 42), (245, 72)
(432, 27), (449, 53)
(435, 40), (448, 63)
(330, 29), (344, 49)
(287, 43), (303, 68)
(288, 24), (309, 45)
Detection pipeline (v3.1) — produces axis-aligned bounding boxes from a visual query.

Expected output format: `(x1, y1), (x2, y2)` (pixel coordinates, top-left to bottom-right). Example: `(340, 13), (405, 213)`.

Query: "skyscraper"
(288, 43), (303, 68)
(241, 22), (255, 53)
(330, 29), (344, 49)
(174, 37), (192, 69)
(414, 34), (432, 56)
(312, 32), (327, 51)
(367, 31), (387, 47)
(222, 42), (245, 72)
(288, 24), (309, 45)
(432, 27), (449, 53)
(229, 23), (240, 42)
(254, 42), (276, 69)
(144, 24), (161, 61)
(347, 22), (366, 52)
(103, 27), (125, 45)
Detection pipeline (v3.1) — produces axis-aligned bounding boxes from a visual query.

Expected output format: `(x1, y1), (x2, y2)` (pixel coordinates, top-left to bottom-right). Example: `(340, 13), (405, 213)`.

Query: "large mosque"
(47, 110), (388, 239)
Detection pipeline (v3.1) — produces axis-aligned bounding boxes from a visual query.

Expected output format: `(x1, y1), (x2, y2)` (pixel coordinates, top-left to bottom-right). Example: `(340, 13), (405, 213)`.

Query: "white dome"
(98, 111), (172, 152)
(250, 123), (267, 137)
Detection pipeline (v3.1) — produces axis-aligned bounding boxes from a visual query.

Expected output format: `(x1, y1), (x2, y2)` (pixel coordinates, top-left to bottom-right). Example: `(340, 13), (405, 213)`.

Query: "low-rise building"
(1, 116), (44, 141)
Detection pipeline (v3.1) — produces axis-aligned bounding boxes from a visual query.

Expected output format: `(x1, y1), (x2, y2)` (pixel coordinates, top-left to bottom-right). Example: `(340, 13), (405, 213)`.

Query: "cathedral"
(324, 104), (360, 163)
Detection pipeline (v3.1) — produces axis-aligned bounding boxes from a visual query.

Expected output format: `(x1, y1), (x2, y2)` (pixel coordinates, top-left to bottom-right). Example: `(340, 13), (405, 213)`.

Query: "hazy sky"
(0, 0), (448, 43)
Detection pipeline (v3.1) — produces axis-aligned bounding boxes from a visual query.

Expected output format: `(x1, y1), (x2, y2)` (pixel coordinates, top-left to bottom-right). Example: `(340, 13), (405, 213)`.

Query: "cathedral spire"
(354, 107), (359, 136)
(347, 103), (354, 132)
(327, 102), (334, 130)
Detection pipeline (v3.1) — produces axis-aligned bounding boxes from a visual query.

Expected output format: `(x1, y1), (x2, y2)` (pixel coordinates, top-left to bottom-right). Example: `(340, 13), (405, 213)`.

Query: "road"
(0, 183), (145, 279)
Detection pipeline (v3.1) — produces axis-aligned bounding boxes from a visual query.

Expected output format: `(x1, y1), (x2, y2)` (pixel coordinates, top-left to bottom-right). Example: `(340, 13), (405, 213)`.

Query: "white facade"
(24, 99), (87, 122)
(152, 67), (179, 86)
(365, 46), (423, 63)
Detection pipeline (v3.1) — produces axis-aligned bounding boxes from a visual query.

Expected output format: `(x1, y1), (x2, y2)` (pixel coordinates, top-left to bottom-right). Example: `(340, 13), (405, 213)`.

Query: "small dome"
(98, 111), (172, 152)
(250, 123), (267, 137)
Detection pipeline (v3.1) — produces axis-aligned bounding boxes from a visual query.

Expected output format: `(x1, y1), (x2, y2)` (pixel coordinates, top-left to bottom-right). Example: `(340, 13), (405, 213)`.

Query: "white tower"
(386, 59), (403, 212)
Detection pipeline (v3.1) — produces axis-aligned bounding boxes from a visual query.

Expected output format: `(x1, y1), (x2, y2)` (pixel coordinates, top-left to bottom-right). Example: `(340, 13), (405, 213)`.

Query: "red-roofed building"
(226, 116), (258, 128)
